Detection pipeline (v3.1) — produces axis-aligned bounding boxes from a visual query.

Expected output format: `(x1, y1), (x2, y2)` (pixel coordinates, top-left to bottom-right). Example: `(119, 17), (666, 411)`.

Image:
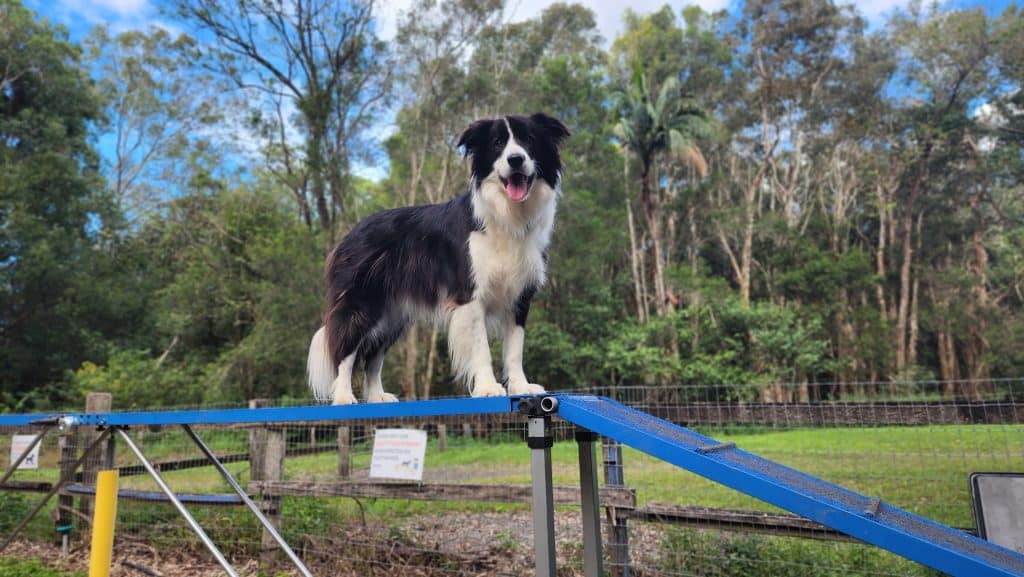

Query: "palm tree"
(615, 71), (712, 318)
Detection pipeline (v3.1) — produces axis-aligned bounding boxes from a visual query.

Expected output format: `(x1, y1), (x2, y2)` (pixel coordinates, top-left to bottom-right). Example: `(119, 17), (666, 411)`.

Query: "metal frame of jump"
(1, 394), (1023, 577)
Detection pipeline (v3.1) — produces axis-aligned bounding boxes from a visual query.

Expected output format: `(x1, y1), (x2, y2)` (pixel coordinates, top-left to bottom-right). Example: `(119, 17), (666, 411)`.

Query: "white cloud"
(52, 0), (152, 23)
(855, 0), (913, 20)
(89, 0), (150, 15)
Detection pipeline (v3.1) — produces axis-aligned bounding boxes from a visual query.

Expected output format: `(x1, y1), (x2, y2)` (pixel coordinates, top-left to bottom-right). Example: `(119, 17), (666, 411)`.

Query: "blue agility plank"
(64, 484), (243, 506)
(555, 394), (1024, 577)
(62, 396), (513, 427)
(0, 413), (60, 427)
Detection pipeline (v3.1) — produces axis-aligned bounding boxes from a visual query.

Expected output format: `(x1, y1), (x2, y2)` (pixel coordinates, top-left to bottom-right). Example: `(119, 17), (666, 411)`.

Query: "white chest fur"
(468, 228), (546, 311)
(468, 181), (557, 313)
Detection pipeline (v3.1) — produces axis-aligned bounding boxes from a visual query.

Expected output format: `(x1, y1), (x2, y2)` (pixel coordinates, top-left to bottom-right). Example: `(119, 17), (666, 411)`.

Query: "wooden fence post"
(79, 392), (112, 522)
(437, 423), (447, 453)
(337, 426), (351, 479)
(249, 399), (285, 568)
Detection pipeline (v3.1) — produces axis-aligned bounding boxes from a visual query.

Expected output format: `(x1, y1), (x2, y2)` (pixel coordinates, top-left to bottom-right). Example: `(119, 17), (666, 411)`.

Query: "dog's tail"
(307, 326), (336, 403)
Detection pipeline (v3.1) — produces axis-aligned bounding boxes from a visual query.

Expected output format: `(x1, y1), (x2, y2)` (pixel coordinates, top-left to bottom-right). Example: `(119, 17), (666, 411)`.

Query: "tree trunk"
(967, 182), (990, 390)
(401, 325), (418, 400)
(907, 213), (924, 369)
(874, 182), (890, 326)
(626, 198), (646, 323)
(421, 324), (439, 400)
(895, 143), (931, 375)
(640, 164), (668, 317)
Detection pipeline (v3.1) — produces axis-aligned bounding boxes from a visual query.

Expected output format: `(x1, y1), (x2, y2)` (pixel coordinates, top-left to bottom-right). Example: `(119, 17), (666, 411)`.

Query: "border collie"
(307, 113), (570, 404)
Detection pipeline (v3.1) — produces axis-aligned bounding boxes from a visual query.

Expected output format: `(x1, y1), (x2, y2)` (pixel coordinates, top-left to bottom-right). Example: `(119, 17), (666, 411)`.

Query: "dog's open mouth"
(500, 172), (534, 202)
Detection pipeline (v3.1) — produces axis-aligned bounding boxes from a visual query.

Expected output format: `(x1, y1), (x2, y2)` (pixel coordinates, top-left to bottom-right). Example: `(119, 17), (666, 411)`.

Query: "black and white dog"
(307, 113), (570, 404)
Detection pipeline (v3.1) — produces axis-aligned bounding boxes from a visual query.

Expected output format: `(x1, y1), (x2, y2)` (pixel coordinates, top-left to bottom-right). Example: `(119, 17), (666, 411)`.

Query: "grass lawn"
(0, 558), (83, 577)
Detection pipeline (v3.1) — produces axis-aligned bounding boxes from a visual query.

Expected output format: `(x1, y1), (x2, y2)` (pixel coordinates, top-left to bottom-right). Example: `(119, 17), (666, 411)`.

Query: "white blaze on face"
(498, 118), (535, 202)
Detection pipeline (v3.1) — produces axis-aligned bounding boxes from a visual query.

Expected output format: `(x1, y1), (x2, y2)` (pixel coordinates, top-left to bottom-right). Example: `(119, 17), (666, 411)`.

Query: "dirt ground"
(3, 511), (664, 577)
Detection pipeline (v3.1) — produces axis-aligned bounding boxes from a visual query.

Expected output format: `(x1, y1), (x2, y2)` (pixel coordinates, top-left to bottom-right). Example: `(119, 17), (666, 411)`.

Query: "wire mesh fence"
(0, 379), (1022, 576)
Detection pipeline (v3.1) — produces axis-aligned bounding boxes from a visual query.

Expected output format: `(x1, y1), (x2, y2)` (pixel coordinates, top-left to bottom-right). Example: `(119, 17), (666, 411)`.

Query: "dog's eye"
(493, 137), (505, 150)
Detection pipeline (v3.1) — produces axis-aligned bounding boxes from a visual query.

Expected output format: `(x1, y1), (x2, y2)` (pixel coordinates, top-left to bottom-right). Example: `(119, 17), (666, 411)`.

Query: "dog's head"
(458, 113), (570, 203)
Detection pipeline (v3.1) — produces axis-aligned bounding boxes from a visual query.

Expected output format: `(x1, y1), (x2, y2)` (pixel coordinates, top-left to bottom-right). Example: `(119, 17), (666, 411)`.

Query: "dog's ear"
(531, 113), (571, 146)
(457, 119), (493, 158)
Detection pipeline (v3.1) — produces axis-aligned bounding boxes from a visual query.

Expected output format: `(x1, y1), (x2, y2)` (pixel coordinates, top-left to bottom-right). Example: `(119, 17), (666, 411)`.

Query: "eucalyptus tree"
(86, 26), (221, 224)
(883, 5), (1011, 387)
(171, 0), (392, 244)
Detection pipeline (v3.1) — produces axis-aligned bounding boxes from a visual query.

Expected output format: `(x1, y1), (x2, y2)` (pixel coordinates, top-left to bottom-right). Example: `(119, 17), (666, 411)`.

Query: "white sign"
(10, 435), (40, 470)
(369, 429), (427, 481)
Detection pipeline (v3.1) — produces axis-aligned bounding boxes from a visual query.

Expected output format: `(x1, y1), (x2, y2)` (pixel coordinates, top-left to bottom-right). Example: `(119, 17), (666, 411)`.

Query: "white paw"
(507, 381), (546, 396)
(367, 392), (399, 403)
(332, 391), (357, 405)
(332, 379), (358, 405)
(472, 382), (508, 398)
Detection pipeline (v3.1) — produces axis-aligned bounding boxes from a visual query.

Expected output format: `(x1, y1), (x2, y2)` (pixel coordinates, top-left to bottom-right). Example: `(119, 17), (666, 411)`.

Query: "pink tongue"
(506, 180), (528, 202)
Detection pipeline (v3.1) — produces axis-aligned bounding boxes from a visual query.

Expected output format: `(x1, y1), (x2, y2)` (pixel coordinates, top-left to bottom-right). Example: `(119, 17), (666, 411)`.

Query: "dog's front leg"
(503, 322), (546, 395)
(449, 300), (506, 397)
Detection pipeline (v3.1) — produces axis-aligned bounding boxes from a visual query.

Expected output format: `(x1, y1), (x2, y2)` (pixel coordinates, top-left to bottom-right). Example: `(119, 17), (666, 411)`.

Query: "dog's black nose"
(507, 153), (525, 168)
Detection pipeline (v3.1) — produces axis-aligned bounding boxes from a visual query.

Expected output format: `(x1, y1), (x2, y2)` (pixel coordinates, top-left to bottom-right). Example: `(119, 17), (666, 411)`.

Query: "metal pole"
(0, 426), (50, 487)
(182, 424), (315, 577)
(0, 427), (112, 553)
(528, 415), (556, 577)
(603, 438), (630, 577)
(88, 469), (119, 577)
(116, 428), (240, 577)
(576, 428), (603, 577)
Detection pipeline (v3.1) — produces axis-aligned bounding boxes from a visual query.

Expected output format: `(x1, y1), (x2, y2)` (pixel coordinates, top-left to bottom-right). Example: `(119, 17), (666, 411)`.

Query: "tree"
(614, 72), (711, 318)
(0, 0), (128, 406)
(171, 0), (392, 244)
(85, 25), (221, 224)
(885, 5), (1009, 386)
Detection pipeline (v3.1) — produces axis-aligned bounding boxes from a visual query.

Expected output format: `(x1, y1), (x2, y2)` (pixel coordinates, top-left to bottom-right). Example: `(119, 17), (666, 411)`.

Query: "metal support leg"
(116, 428), (241, 577)
(0, 427), (111, 553)
(576, 428), (603, 577)
(603, 438), (630, 577)
(0, 426), (51, 487)
(182, 425), (315, 577)
(528, 415), (556, 577)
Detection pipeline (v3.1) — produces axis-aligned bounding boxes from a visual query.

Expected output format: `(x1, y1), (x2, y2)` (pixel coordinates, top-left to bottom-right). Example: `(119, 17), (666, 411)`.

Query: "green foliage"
(69, 349), (206, 409)
(147, 185), (323, 402)
(596, 296), (831, 397)
(0, 559), (84, 577)
(0, 0), (144, 408)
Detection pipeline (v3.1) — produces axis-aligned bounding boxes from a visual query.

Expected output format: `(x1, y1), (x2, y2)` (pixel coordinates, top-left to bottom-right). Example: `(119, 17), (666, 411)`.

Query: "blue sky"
(26, 0), (1020, 181)
(32, 0), (1019, 47)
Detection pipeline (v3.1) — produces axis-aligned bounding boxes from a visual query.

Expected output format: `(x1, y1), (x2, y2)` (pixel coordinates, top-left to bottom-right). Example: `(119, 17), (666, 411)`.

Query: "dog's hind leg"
(331, 353), (358, 405)
(327, 303), (383, 405)
(362, 318), (406, 403)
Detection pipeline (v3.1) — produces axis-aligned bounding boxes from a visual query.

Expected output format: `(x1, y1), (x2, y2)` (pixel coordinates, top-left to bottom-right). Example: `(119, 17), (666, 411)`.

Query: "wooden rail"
(248, 480), (638, 509)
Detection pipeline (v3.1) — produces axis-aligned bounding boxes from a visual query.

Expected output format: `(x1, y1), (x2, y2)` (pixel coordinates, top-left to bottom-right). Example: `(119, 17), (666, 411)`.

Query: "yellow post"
(88, 469), (119, 577)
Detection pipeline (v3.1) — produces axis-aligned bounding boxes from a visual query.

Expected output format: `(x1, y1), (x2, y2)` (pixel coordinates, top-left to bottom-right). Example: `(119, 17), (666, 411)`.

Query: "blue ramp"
(555, 394), (1024, 577)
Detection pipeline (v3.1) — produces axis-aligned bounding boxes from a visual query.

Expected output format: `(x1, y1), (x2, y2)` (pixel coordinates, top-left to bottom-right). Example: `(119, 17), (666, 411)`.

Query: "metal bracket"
(517, 396), (559, 417)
